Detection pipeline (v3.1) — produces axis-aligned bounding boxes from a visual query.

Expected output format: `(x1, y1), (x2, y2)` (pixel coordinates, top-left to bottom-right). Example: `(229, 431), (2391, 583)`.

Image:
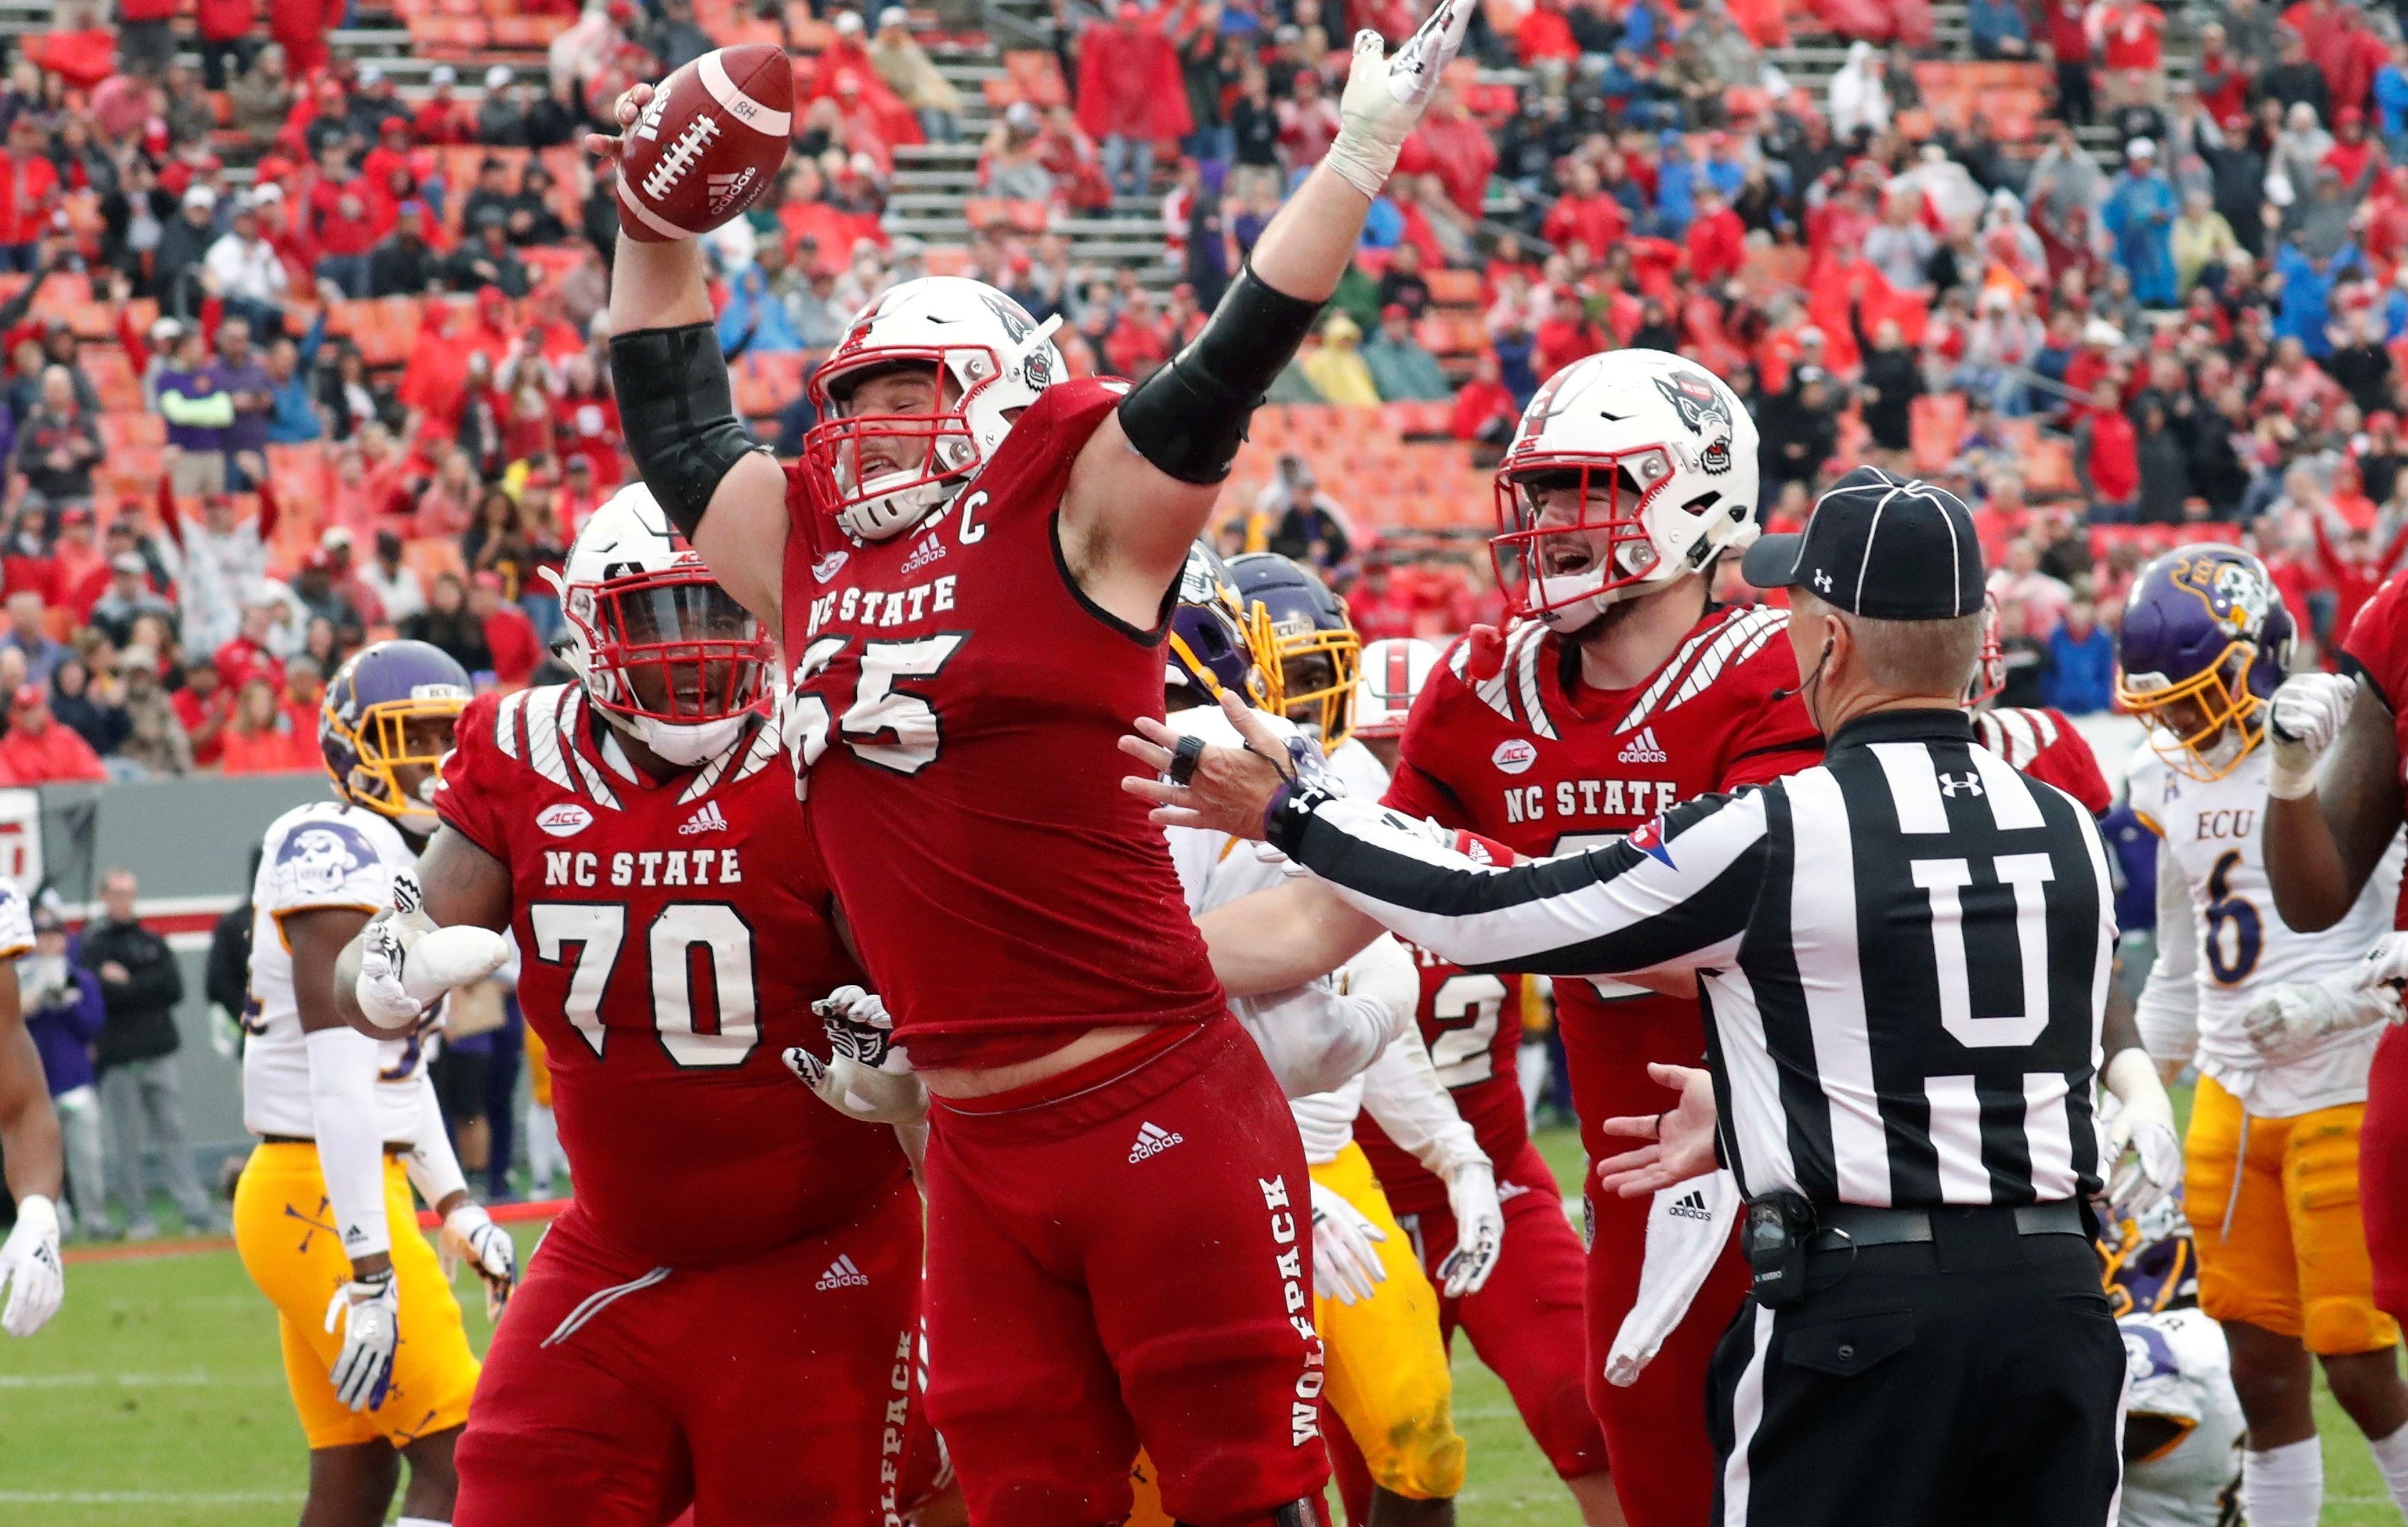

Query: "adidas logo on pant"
(814, 1255), (870, 1289)
(1127, 1121), (1184, 1163)
(1617, 727), (1668, 765)
(1666, 1189), (1715, 1221)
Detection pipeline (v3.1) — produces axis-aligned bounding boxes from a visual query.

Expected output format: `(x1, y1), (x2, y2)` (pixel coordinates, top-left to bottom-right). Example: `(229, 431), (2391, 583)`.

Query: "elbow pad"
(1116, 263), (1326, 485)
(608, 322), (765, 540)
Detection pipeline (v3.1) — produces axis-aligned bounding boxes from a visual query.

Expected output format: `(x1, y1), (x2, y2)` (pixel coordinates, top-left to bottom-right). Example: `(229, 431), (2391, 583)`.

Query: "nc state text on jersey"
(804, 575), (960, 637)
(543, 847), (746, 888)
(1499, 777), (1682, 826)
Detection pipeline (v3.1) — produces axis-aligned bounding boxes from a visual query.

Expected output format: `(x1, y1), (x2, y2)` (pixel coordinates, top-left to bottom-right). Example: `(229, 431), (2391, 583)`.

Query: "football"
(616, 43), (792, 243)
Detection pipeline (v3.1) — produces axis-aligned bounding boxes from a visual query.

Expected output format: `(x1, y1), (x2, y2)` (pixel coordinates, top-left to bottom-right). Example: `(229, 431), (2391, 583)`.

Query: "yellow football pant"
(2186, 1074), (2400, 1356)
(231, 1141), (481, 1449)
(1310, 1142), (1467, 1502)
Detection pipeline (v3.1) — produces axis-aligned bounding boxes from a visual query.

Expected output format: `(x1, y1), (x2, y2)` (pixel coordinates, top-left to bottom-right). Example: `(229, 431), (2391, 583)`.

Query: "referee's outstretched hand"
(1120, 692), (1296, 841)
(1595, 1065), (1720, 1197)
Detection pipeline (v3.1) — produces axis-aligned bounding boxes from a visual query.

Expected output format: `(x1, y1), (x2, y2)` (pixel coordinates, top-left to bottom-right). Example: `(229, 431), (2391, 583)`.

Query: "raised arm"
(1057, 5), (1474, 630)
(594, 86), (791, 628)
(2264, 674), (2402, 932)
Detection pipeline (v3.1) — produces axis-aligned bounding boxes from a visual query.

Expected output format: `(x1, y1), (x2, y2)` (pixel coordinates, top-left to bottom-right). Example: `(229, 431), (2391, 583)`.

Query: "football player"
(1966, 592), (2114, 815)
(230, 640), (515, 1527)
(2101, 1198), (2246, 1527)
(2117, 546), (2408, 1527)
(1229, 554), (1377, 797)
(0, 872), (62, 1339)
(2261, 565), (2408, 1351)
(339, 488), (928, 1527)
(591, 7), (1474, 1519)
(1150, 547), (1489, 1527)
(1185, 350), (1821, 1526)
(1339, 635), (1619, 1524)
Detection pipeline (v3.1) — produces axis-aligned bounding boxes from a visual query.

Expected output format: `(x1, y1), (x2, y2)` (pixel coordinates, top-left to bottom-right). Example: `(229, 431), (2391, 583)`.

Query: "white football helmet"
(544, 484), (772, 766)
(1353, 637), (1442, 740)
(804, 276), (1066, 542)
(1491, 348), (1761, 633)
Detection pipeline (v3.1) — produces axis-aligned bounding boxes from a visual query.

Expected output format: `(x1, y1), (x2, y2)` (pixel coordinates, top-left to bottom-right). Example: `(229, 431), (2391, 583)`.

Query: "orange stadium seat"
(1910, 393), (1966, 476)
(1425, 269), (1483, 308)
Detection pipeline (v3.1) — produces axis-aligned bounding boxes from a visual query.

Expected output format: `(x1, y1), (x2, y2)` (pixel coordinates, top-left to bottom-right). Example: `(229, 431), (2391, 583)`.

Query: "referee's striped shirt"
(1265, 707), (2115, 1210)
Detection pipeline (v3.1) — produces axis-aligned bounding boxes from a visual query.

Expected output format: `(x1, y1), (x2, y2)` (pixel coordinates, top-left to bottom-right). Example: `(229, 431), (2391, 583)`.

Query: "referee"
(1125, 468), (2128, 1527)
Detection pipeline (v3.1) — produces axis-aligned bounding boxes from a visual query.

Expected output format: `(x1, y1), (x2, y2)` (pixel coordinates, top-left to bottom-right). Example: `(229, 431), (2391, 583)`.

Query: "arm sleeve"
(158, 386), (237, 429)
(2132, 839), (2199, 1067)
(401, 1073), (469, 1211)
(1358, 1029), (1488, 1180)
(304, 1024), (393, 1259)
(1266, 787), (1771, 977)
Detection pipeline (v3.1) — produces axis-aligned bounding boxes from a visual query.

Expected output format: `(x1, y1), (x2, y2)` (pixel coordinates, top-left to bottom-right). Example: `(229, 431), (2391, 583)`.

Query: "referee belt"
(1809, 1199), (2085, 1254)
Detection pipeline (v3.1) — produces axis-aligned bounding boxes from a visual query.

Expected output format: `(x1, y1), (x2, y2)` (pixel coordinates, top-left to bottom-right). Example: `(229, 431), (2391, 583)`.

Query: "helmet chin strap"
(838, 469), (965, 542)
(625, 710), (748, 767)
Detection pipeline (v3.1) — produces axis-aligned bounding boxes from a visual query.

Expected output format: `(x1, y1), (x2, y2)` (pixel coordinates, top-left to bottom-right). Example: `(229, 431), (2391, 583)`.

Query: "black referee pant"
(1706, 1211), (2126, 1526)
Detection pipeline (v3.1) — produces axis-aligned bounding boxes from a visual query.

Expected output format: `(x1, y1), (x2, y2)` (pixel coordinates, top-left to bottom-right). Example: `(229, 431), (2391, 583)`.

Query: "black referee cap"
(1740, 467), (1986, 620)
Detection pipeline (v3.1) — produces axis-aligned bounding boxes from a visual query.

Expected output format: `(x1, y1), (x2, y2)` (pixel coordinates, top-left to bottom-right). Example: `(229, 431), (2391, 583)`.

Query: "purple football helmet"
(321, 639), (473, 832)
(1166, 542), (1279, 710)
(2115, 545), (2292, 780)
(1229, 552), (1362, 748)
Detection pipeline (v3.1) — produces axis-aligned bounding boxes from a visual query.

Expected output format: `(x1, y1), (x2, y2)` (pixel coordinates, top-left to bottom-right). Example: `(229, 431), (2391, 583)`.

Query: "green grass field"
(1, 1125), (2398, 1524)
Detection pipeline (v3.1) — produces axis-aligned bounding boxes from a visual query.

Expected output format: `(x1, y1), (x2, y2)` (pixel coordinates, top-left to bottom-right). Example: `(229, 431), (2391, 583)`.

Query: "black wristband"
(608, 322), (762, 540)
(1116, 261), (1327, 485)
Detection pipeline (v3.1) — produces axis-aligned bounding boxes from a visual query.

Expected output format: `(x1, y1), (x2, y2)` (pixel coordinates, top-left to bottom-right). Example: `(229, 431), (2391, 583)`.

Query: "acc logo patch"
(1492, 738), (1538, 776)
(536, 803), (595, 839)
(1626, 816), (1675, 868)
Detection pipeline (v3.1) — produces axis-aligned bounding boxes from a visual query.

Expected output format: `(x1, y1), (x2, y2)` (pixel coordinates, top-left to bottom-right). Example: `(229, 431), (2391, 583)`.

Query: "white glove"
(785, 984), (928, 1127)
(1323, 0), (1476, 199)
(1336, 934), (1421, 1044)
(0, 1194), (64, 1337)
(1309, 1179), (1388, 1306)
(2266, 672), (2355, 800)
(355, 917), (422, 1031)
(2102, 1049), (2182, 1224)
(2351, 930), (2408, 997)
(355, 874), (509, 1031)
(323, 1268), (399, 1412)
(440, 1203), (516, 1320)
(1436, 1161), (1504, 1297)
(2244, 973), (2401, 1058)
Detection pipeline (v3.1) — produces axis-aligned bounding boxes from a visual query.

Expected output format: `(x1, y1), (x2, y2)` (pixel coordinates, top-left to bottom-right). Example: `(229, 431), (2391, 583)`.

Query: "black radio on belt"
(1744, 1191), (1818, 1310)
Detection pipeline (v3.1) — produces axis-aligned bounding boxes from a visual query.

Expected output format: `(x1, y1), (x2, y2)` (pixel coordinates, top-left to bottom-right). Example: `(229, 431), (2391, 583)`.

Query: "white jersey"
(2129, 738), (2402, 1115)
(2118, 1308), (2244, 1527)
(0, 875), (35, 962)
(242, 801), (435, 1141)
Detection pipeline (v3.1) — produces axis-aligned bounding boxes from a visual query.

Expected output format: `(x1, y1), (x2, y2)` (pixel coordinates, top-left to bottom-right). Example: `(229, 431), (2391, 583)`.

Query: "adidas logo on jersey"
(1667, 1190), (1716, 1221)
(1617, 727), (1668, 765)
(899, 532), (948, 577)
(1497, 1180), (1531, 1202)
(1127, 1121), (1184, 1163)
(679, 800), (729, 836)
(814, 1255), (870, 1290)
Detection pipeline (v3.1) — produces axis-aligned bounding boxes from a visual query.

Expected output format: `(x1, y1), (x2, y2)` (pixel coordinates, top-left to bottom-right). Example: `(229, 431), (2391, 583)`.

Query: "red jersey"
(1972, 706), (2112, 816)
(2344, 572), (2408, 926)
(1382, 607), (1822, 1069)
(781, 377), (1223, 1068)
(1354, 942), (1527, 1216)
(435, 686), (906, 1266)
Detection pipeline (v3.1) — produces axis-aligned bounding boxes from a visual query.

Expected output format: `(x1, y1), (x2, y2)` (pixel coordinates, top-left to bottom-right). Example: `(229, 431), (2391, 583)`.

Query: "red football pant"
(924, 1016), (1329, 1527)
(1327, 1140), (1608, 1525)
(1563, 1009), (1747, 1527)
(2365, 1023), (2408, 1322)
(453, 1179), (924, 1527)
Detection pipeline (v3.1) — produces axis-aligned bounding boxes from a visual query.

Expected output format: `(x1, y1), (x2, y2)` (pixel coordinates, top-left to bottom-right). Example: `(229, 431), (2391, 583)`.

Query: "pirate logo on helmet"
(2167, 551), (2271, 636)
(1653, 368), (1733, 436)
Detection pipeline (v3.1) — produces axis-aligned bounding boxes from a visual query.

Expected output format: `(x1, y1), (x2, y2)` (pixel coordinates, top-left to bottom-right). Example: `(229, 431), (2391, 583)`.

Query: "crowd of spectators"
(6, 0), (2408, 767)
